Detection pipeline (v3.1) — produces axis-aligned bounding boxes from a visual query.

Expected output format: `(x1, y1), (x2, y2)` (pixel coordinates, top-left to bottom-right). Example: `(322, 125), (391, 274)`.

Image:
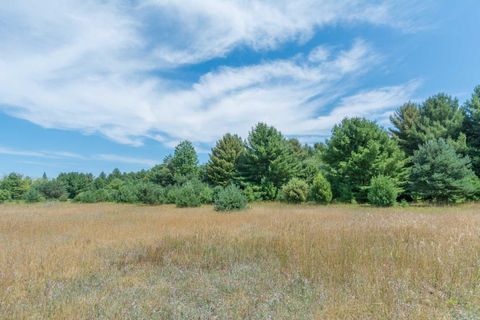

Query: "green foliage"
(207, 133), (244, 187)
(93, 189), (112, 202)
(238, 123), (300, 200)
(136, 182), (166, 205)
(464, 85), (480, 176)
(309, 173), (332, 204)
(324, 118), (406, 203)
(57, 172), (93, 198)
(171, 141), (198, 181)
(410, 139), (478, 203)
(74, 190), (98, 203)
(112, 184), (138, 203)
(242, 184), (262, 202)
(281, 178), (309, 203)
(0, 173), (30, 200)
(0, 189), (11, 203)
(174, 181), (202, 208)
(36, 180), (66, 199)
(368, 175), (399, 207)
(23, 188), (44, 203)
(147, 156), (175, 187)
(391, 94), (465, 156)
(214, 185), (247, 211)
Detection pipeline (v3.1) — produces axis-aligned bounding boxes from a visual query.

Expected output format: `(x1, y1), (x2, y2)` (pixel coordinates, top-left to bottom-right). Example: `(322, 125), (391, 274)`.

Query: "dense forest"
(2, 86), (480, 210)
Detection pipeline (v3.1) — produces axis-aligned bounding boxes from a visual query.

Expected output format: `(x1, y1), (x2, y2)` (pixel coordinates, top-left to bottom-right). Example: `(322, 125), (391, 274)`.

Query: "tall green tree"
(238, 123), (300, 199)
(148, 156), (175, 187)
(171, 140), (198, 182)
(0, 173), (30, 200)
(390, 102), (422, 155)
(464, 85), (480, 176)
(207, 133), (244, 187)
(391, 94), (465, 156)
(323, 118), (406, 202)
(409, 139), (478, 203)
(57, 172), (94, 199)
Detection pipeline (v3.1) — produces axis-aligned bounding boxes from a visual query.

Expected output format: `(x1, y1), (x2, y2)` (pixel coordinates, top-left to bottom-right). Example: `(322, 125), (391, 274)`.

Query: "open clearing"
(1, 203), (480, 319)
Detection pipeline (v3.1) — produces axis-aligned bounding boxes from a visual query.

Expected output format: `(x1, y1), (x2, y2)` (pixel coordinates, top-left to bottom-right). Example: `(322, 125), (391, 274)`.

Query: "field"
(1, 203), (480, 319)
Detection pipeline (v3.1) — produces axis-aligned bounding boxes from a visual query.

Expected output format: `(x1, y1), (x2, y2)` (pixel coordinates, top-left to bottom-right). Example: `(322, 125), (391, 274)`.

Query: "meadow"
(1, 203), (479, 319)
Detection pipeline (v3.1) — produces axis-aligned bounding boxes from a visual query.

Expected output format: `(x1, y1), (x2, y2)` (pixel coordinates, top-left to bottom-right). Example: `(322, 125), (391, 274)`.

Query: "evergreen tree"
(391, 94), (465, 156)
(171, 140), (198, 181)
(0, 173), (30, 200)
(148, 156), (175, 187)
(238, 123), (300, 200)
(323, 118), (406, 202)
(464, 85), (480, 176)
(390, 102), (422, 156)
(409, 139), (478, 203)
(207, 133), (244, 187)
(57, 172), (94, 199)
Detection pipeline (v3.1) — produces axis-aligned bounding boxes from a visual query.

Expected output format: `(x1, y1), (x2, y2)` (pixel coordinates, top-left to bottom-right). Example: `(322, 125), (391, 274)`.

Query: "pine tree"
(238, 123), (300, 199)
(206, 134), (244, 187)
(410, 139), (478, 203)
(323, 118), (406, 202)
(171, 141), (198, 181)
(464, 85), (480, 176)
(390, 94), (465, 156)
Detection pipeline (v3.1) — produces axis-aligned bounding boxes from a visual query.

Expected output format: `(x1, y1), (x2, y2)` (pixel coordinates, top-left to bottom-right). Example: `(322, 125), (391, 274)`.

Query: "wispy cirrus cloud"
(0, 146), (156, 167)
(0, 0), (425, 148)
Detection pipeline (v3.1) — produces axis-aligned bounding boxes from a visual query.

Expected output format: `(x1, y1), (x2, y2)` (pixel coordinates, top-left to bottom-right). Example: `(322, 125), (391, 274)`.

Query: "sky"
(0, 0), (479, 177)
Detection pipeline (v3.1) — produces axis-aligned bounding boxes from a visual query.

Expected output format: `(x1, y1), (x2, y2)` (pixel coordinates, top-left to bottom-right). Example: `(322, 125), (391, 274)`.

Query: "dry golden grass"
(1, 202), (480, 319)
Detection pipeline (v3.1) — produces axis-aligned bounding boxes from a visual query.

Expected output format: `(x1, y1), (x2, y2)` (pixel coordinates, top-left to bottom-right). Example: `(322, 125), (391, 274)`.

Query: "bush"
(243, 184), (262, 202)
(309, 173), (332, 204)
(368, 175), (399, 207)
(74, 190), (97, 203)
(165, 186), (178, 204)
(0, 189), (11, 203)
(136, 182), (165, 205)
(198, 183), (214, 204)
(214, 185), (247, 211)
(94, 189), (112, 202)
(281, 178), (309, 203)
(175, 181), (202, 208)
(113, 184), (138, 203)
(23, 188), (44, 203)
(37, 180), (66, 199)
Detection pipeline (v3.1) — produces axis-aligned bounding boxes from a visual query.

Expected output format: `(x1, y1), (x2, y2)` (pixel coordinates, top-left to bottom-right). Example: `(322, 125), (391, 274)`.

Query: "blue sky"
(1, 0), (479, 177)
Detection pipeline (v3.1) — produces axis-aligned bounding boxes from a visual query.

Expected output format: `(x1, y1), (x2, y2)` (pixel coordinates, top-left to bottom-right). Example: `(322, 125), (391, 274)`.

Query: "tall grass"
(1, 202), (479, 319)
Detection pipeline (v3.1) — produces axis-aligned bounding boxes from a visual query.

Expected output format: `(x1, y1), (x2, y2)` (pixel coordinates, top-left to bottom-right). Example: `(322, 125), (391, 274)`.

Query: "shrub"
(281, 178), (309, 203)
(74, 190), (97, 203)
(0, 189), (11, 203)
(23, 188), (44, 203)
(214, 185), (247, 211)
(198, 183), (214, 204)
(368, 175), (399, 207)
(94, 189), (112, 202)
(136, 182), (165, 205)
(309, 173), (332, 204)
(113, 184), (138, 203)
(175, 181), (202, 208)
(37, 180), (66, 199)
(165, 186), (179, 204)
(243, 184), (262, 202)
(59, 194), (69, 202)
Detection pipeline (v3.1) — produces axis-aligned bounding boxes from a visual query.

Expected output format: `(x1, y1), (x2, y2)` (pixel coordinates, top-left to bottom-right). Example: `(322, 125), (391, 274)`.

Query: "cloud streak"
(0, 0), (423, 148)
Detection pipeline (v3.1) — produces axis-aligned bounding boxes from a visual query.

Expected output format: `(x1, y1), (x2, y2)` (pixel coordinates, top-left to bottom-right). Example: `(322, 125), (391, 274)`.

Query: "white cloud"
(0, 0), (423, 148)
(0, 146), (157, 167)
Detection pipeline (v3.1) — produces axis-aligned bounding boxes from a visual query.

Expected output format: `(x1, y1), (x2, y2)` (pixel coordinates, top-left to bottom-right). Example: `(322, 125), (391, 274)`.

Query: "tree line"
(1, 86), (480, 209)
